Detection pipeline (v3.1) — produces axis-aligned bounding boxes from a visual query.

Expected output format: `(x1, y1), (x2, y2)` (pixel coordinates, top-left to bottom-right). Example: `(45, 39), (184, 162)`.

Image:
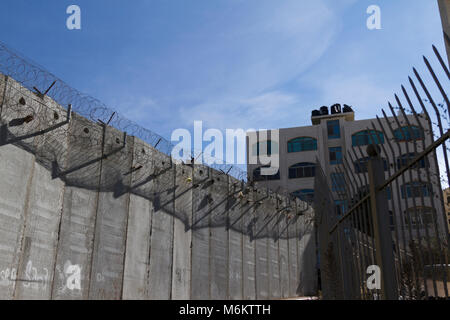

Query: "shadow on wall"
(0, 76), (314, 241)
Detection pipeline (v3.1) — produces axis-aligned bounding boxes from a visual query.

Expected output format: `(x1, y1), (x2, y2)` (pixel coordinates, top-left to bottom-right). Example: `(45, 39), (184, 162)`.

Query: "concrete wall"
(0, 74), (317, 299)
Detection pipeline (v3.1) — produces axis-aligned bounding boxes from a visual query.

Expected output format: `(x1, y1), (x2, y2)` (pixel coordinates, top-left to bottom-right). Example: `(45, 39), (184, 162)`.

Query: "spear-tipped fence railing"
(316, 45), (450, 300)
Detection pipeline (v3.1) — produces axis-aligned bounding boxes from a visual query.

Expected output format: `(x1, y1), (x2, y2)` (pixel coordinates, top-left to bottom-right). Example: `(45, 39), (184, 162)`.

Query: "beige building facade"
(438, 0), (450, 66)
(247, 106), (448, 241)
(443, 188), (450, 233)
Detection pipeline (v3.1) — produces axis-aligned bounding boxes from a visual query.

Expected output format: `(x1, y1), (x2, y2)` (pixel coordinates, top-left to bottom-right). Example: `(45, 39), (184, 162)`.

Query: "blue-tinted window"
(327, 120), (341, 139)
(352, 130), (384, 146)
(389, 211), (395, 231)
(292, 189), (314, 203)
(404, 207), (434, 227)
(331, 172), (345, 193)
(401, 182), (432, 199)
(287, 137), (317, 153)
(329, 147), (343, 165)
(335, 200), (348, 216)
(354, 157), (388, 173)
(397, 153), (427, 170)
(394, 126), (424, 142)
(253, 166), (280, 181)
(288, 162), (316, 179)
(386, 186), (392, 200)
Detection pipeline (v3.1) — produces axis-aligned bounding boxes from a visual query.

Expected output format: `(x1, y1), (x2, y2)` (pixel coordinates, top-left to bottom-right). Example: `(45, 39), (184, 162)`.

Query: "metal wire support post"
(367, 144), (398, 300)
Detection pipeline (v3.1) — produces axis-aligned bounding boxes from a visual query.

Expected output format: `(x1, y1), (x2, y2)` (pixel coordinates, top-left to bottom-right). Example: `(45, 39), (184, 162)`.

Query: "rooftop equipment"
(330, 103), (342, 114)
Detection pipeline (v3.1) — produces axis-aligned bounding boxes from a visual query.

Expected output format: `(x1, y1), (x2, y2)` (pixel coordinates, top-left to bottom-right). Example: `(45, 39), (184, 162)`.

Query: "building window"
(327, 120), (341, 139)
(389, 211), (395, 231)
(386, 186), (392, 200)
(396, 153), (427, 170)
(287, 137), (317, 153)
(394, 126), (424, 142)
(335, 200), (347, 216)
(253, 166), (280, 181)
(292, 189), (314, 203)
(401, 182), (432, 199)
(331, 172), (345, 193)
(352, 130), (384, 146)
(329, 147), (343, 165)
(288, 162), (316, 179)
(354, 157), (388, 173)
(252, 140), (278, 156)
(404, 207), (434, 227)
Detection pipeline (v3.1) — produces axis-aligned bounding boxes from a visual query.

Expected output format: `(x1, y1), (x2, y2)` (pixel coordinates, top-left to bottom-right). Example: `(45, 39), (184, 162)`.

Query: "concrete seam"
(287, 216), (291, 296)
(49, 108), (71, 300)
(277, 211), (282, 298)
(86, 124), (107, 299)
(145, 153), (156, 299)
(119, 136), (134, 300)
(49, 176), (66, 300)
(168, 164), (176, 300)
(12, 154), (36, 300)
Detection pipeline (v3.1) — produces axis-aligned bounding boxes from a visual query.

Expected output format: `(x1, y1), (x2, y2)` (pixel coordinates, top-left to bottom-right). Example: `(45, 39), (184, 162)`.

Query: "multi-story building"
(247, 105), (448, 241)
(438, 0), (450, 66)
(443, 188), (450, 234)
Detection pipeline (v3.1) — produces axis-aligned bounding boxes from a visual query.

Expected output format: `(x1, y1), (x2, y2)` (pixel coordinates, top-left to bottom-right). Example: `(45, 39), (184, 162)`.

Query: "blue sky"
(0, 0), (447, 142)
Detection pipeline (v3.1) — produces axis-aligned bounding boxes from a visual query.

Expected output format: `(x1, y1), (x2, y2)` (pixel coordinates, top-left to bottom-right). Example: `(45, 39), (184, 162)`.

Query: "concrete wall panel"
(122, 139), (155, 300)
(13, 163), (65, 299)
(209, 170), (229, 300)
(147, 151), (174, 300)
(51, 114), (102, 300)
(254, 192), (270, 299)
(88, 128), (133, 300)
(241, 189), (256, 300)
(0, 144), (35, 299)
(267, 197), (281, 299)
(228, 178), (244, 300)
(171, 163), (193, 300)
(288, 215), (299, 297)
(278, 213), (290, 298)
(191, 165), (211, 300)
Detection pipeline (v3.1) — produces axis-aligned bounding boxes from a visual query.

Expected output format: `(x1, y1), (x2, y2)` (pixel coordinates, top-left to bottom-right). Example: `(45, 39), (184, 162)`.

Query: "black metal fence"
(315, 46), (450, 300)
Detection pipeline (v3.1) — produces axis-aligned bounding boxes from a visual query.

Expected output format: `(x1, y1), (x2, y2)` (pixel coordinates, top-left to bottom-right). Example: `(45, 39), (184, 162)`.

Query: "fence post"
(367, 144), (398, 300)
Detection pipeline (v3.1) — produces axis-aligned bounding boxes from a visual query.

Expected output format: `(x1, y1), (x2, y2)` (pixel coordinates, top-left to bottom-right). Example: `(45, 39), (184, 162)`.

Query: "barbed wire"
(0, 41), (314, 240)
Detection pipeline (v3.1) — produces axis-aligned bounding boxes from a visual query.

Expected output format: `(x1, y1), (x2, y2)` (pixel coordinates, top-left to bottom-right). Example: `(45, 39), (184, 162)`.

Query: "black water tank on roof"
(330, 104), (342, 114)
(311, 110), (321, 117)
(320, 106), (329, 115)
(343, 104), (354, 113)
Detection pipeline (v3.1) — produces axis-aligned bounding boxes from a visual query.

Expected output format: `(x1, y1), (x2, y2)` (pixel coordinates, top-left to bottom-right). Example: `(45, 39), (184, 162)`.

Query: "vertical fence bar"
(376, 114), (417, 297)
(348, 149), (375, 296)
(408, 76), (450, 298)
(368, 125), (403, 294)
(341, 156), (368, 298)
(388, 102), (428, 296)
(397, 92), (439, 297)
(382, 109), (423, 297)
(367, 144), (398, 300)
(334, 163), (362, 299)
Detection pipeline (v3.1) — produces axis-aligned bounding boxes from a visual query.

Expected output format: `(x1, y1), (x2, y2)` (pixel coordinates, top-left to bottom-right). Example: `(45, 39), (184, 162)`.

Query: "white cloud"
(178, 90), (301, 130)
